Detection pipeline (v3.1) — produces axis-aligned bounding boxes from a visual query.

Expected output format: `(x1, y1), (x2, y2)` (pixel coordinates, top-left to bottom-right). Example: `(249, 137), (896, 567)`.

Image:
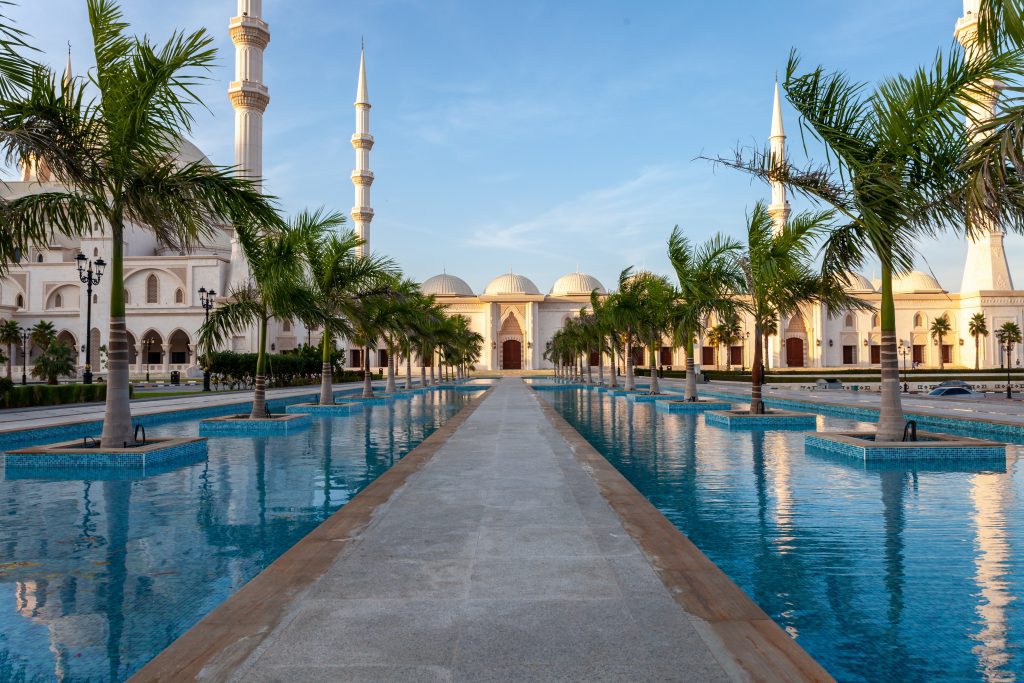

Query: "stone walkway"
(224, 379), (738, 681)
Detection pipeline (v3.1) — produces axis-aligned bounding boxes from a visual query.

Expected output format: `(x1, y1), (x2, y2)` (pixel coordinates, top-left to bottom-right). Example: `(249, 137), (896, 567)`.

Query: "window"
(92, 294), (98, 304)
(844, 314), (854, 328)
(282, 320), (292, 332)
(15, 293), (23, 308)
(124, 289), (131, 304)
(146, 274), (159, 304)
(174, 288), (184, 304)
(92, 247), (98, 257)
(913, 313), (924, 328)
(871, 314), (879, 329)
(54, 293), (62, 308)
(36, 253), (43, 263)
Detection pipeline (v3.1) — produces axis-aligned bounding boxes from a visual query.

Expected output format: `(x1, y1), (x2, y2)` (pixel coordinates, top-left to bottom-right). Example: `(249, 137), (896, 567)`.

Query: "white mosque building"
(0, 0), (1022, 377)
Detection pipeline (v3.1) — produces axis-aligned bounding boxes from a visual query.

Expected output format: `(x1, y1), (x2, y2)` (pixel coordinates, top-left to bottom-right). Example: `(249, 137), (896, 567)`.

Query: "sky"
(8, 0), (1018, 295)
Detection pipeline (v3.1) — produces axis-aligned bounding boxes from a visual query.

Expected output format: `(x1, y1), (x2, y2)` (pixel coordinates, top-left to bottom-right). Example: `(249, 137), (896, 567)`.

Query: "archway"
(140, 330), (164, 366)
(168, 330), (191, 365)
(502, 340), (522, 370)
(785, 338), (805, 367)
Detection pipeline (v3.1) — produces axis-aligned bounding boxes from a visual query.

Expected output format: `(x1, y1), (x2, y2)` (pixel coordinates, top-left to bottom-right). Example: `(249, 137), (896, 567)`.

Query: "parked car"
(927, 386), (986, 398)
(934, 380), (974, 390)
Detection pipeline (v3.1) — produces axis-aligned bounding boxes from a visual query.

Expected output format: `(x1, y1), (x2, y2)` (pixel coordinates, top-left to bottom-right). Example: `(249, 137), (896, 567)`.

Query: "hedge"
(0, 382), (133, 409)
(205, 350), (364, 390)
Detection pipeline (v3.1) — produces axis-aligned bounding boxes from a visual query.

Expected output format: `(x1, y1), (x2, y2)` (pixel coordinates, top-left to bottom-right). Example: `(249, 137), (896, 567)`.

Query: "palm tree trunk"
(750, 321), (764, 414)
(877, 264), (906, 441)
(597, 346), (604, 386)
(405, 353), (413, 391)
(421, 359), (427, 388)
(249, 316), (269, 420)
(685, 337), (698, 402)
(385, 349), (396, 393)
(5, 342), (11, 378)
(586, 350), (593, 384)
(938, 334), (944, 370)
(362, 346), (374, 398)
(762, 331), (770, 375)
(625, 339), (634, 391)
(100, 229), (134, 447)
(648, 341), (660, 395)
(319, 331), (334, 405)
(975, 335), (980, 370)
(609, 342), (618, 388)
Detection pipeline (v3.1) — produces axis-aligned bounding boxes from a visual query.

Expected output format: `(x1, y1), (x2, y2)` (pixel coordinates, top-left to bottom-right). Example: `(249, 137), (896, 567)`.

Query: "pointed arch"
(146, 274), (159, 304)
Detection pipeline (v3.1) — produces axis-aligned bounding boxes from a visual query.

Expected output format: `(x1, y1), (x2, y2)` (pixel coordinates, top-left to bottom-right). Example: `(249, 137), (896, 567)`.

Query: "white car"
(926, 386), (987, 399)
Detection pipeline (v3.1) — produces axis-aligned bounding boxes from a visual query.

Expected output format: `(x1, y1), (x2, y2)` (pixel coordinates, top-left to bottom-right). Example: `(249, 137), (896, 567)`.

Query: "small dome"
(484, 272), (540, 296)
(422, 273), (474, 297)
(840, 272), (875, 293)
(551, 272), (606, 296)
(893, 271), (944, 294)
(173, 138), (213, 168)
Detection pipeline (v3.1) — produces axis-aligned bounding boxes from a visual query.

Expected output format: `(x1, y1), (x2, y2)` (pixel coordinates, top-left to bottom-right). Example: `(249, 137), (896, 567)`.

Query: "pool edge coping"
(533, 390), (835, 683)
(127, 386), (493, 683)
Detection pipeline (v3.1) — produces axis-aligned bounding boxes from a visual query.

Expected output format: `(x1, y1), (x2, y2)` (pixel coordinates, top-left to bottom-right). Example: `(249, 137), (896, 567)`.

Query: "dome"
(893, 271), (944, 294)
(550, 272), (606, 296)
(484, 272), (541, 296)
(840, 272), (875, 293)
(173, 138), (213, 168)
(422, 273), (474, 297)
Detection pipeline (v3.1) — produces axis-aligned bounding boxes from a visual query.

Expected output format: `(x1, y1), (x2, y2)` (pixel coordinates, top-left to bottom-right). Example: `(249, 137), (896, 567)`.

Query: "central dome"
(422, 273), (474, 297)
(893, 271), (944, 293)
(550, 272), (606, 296)
(484, 272), (540, 296)
(840, 272), (875, 293)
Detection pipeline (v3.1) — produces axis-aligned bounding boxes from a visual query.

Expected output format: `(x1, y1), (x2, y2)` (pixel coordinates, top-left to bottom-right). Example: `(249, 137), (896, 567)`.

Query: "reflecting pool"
(541, 388), (1024, 683)
(0, 389), (478, 682)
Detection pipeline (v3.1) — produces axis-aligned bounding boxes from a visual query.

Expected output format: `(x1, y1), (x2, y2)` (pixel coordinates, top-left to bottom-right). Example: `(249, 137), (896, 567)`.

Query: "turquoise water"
(541, 388), (1024, 683)
(0, 390), (478, 682)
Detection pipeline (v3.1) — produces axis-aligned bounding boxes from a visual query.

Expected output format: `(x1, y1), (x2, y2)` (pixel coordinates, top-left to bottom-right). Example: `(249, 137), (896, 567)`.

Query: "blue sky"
(10, 0), (1017, 294)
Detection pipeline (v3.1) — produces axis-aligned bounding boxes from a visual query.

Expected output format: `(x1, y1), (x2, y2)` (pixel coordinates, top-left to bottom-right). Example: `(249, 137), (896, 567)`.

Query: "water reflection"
(543, 388), (1024, 682)
(0, 390), (476, 681)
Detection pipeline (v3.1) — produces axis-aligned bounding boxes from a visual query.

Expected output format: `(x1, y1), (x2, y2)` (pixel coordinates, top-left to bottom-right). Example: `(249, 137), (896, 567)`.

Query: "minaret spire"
(956, 1), (1014, 291)
(351, 45), (375, 257)
(227, 0), (270, 296)
(767, 80), (791, 234)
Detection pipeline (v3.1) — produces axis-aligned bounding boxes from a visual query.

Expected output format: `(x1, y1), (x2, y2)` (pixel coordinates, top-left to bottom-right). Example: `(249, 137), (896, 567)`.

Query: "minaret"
(351, 47), (375, 257)
(228, 0), (270, 290)
(957, 0), (1014, 292)
(767, 81), (791, 234)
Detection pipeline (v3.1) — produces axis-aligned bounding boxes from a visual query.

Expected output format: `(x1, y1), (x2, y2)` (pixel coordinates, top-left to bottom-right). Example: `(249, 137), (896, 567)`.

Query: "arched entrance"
(502, 339), (522, 370)
(785, 337), (804, 367)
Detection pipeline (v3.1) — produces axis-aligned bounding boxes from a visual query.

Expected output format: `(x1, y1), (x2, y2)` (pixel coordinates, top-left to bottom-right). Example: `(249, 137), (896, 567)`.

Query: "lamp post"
(198, 287), (216, 392)
(143, 335), (156, 382)
(75, 252), (105, 384)
(1006, 339), (1013, 399)
(898, 341), (910, 393)
(20, 326), (28, 385)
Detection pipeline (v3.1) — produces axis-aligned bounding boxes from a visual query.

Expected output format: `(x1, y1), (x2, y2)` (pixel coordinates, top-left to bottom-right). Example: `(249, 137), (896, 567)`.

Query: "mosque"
(0, 0), (1022, 377)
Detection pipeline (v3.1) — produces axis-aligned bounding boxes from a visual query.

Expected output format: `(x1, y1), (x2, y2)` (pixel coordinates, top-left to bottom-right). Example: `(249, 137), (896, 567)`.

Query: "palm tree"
(605, 268), (649, 392)
(969, 312), (989, 370)
(29, 320), (55, 352)
(199, 217), (325, 419)
(929, 314), (953, 370)
(587, 289), (613, 386)
(32, 339), (75, 385)
(0, 318), (18, 378)
(0, 1), (283, 446)
(379, 278), (421, 394)
(635, 274), (675, 395)
(995, 321), (1022, 367)
(667, 227), (745, 401)
(738, 202), (869, 413)
(716, 46), (1018, 440)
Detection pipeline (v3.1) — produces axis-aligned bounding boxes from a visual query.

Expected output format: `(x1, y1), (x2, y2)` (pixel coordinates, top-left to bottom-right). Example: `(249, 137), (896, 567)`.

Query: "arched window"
(871, 313), (879, 329)
(844, 314), (854, 328)
(92, 247), (98, 257)
(124, 289), (131, 305)
(92, 294), (98, 304)
(15, 293), (23, 308)
(36, 253), (43, 263)
(913, 313), (924, 328)
(146, 274), (159, 304)
(282, 320), (292, 332)
(174, 288), (184, 304)
(54, 293), (62, 308)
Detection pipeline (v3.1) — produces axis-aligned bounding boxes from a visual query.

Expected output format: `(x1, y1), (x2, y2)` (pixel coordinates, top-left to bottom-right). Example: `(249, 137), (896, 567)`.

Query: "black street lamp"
(1006, 340), (1014, 399)
(75, 252), (105, 384)
(898, 341), (910, 393)
(198, 287), (216, 392)
(143, 335), (156, 382)
(20, 326), (28, 385)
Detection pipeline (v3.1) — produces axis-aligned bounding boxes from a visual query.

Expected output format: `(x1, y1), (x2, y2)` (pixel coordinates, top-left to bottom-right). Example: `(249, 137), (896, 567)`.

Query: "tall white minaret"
(957, 0), (1014, 292)
(767, 81), (791, 234)
(351, 47), (375, 257)
(228, 0), (270, 291)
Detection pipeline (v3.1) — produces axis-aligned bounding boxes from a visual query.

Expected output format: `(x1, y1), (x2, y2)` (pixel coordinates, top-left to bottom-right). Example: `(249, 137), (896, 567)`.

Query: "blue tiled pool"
(540, 387), (1024, 682)
(0, 389), (481, 682)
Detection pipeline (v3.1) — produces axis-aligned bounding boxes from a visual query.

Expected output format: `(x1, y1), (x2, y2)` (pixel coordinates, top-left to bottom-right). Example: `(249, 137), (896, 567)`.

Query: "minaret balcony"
(351, 133), (375, 150)
(228, 81), (270, 111)
(351, 170), (375, 185)
(351, 207), (375, 222)
(229, 16), (270, 49)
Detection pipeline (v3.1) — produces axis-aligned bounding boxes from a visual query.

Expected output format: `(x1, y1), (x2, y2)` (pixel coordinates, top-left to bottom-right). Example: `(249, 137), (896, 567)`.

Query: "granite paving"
(231, 378), (734, 682)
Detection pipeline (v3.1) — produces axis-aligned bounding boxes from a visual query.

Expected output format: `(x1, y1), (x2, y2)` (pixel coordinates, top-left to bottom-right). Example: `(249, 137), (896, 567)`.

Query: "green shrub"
(205, 350), (358, 390)
(0, 382), (119, 408)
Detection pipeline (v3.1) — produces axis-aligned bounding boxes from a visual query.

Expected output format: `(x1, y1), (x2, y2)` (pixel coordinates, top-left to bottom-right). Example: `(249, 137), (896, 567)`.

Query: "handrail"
(264, 404), (272, 418)
(83, 436), (98, 448)
(134, 423), (146, 445)
(902, 420), (917, 442)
